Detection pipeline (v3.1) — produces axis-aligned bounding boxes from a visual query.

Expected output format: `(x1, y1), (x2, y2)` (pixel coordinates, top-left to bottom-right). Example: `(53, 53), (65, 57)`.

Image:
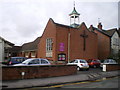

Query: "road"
(50, 76), (119, 88)
(16, 68), (120, 90)
(21, 76), (118, 89)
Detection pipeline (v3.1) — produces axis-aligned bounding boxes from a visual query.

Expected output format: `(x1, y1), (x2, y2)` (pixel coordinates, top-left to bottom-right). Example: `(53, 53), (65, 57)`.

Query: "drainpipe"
(68, 29), (71, 63)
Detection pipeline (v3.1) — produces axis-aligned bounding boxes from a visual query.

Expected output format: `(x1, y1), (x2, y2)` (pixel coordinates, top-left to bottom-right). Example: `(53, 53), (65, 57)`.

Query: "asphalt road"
(24, 76), (119, 89)
(56, 76), (119, 88)
(18, 76), (119, 89)
(16, 68), (107, 90)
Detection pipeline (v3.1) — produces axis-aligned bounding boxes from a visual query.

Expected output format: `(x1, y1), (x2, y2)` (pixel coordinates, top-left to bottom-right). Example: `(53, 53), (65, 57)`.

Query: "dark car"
(87, 59), (101, 68)
(7, 57), (28, 65)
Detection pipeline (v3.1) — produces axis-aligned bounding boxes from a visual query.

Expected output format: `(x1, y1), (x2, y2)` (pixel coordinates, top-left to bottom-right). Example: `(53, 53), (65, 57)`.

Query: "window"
(70, 60), (75, 63)
(31, 52), (36, 58)
(46, 38), (53, 57)
(41, 59), (48, 64)
(25, 52), (29, 58)
(80, 60), (86, 63)
(46, 38), (53, 51)
(28, 59), (40, 64)
(74, 60), (78, 63)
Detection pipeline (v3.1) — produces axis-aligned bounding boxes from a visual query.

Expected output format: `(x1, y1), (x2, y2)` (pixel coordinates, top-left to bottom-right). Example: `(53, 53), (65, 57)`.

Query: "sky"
(0, 0), (119, 46)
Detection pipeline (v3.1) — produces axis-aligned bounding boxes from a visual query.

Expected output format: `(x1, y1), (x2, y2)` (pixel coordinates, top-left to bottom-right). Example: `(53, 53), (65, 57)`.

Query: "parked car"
(13, 58), (51, 66)
(100, 59), (118, 68)
(7, 57), (28, 65)
(87, 59), (101, 68)
(67, 59), (89, 71)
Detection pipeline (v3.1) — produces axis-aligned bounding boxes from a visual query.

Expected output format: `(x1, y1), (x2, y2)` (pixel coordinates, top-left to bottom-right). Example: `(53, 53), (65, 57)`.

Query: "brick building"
(37, 10), (98, 64)
(89, 23), (120, 60)
(17, 5), (114, 64)
(89, 23), (111, 60)
(19, 37), (41, 58)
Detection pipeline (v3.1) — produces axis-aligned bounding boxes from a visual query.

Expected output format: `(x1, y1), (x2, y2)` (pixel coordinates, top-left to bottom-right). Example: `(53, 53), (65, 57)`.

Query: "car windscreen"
(79, 60), (87, 63)
(22, 59), (33, 64)
(70, 60), (75, 63)
(92, 60), (100, 63)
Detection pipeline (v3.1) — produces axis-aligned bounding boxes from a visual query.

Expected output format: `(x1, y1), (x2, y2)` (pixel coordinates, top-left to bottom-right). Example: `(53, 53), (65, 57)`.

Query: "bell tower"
(69, 2), (80, 28)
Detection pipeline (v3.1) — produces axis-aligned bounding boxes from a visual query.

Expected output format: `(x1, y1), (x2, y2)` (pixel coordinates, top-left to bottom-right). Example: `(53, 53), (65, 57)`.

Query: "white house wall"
(0, 38), (4, 62)
(111, 32), (119, 54)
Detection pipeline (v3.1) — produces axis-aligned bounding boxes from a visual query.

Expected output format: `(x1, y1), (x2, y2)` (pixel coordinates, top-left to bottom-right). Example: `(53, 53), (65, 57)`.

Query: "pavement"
(1, 70), (120, 89)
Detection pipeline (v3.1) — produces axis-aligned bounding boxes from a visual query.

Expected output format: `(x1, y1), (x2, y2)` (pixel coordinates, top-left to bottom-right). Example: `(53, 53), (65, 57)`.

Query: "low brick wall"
(106, 64), (120, 71)
(2, 65), (77, 81)
(104, 64), (120, 71)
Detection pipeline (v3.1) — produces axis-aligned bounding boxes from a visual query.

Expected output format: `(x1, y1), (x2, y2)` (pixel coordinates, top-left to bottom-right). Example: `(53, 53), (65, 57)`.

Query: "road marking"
(42, 76), (119, 88)
(18, 76), (119, 89)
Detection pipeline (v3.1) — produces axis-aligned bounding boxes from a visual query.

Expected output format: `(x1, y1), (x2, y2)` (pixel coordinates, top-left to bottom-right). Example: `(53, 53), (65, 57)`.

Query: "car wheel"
(77, 67), (81, 71)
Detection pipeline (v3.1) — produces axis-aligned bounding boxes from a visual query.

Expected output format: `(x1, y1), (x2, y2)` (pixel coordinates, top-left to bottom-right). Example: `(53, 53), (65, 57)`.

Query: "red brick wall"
(2, 65), (77, 80)
(94, 30), (110, 59)
(56, 25), (69, 62)
(37, 19), (98, 64)
(55, 23), (98, 62)
(69, 23), (98, 60)
(106, 64), (120, 71)
(37, 19), (56, 61)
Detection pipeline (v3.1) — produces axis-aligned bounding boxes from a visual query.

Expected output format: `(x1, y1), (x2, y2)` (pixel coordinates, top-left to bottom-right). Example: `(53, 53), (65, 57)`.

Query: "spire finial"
(74, 1), (75, 8)
(98, 18), (101, 23)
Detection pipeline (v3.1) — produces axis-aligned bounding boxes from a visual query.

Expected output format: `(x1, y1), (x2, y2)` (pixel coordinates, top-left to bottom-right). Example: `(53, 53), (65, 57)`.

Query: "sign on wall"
(59, 43), (64, 51)
(58, 53), (66, 61)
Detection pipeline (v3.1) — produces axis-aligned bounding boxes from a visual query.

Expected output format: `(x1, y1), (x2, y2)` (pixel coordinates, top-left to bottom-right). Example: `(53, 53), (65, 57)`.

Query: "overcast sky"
(0, 0), (119, 46)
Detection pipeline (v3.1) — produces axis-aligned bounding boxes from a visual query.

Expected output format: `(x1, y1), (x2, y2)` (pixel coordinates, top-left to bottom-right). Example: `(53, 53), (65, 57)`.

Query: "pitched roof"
(92, 27), (110, 37)
(102, 28), (117, 37)
(21, 37), (41, 51)
(0, 36), (14, 46)
(54, 19), (86, 29)
(69, 7), (80, 15)
(9, 46), (21, 52)
(117, 28), (120, 37)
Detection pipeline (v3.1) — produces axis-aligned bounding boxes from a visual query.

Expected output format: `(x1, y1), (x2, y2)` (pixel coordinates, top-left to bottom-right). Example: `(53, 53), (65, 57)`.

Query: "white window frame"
(46, 38), (53, 57)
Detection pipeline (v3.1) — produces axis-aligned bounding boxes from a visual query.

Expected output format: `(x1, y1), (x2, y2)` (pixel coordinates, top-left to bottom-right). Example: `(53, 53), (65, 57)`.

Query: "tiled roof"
(92, 27), (110, 37)
(102, 28), (117, 37)
(21, 37), (41, 51)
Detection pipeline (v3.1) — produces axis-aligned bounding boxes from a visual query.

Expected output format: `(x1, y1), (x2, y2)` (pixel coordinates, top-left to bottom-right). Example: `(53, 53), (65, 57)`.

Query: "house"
(89, 23), (111, 60)
(103, 28), (120, 60)
(0, 36), (14, 62)
(8, 46), (21, 57)
(37, 6), (98, 64)
(89, 23), (120, 60)
(19, 37), (41, 58)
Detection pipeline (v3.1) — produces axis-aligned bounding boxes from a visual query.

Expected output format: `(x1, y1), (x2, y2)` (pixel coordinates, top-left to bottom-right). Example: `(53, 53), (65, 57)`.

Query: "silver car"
(13, 58), (51, 66)
(67, 59), (89, 71)
(100, 59), (117, 68)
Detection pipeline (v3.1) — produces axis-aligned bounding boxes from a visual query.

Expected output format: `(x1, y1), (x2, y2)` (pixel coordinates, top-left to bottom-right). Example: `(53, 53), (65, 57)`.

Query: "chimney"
(97, 22), (102, 30)
(89, 25), (94, 31)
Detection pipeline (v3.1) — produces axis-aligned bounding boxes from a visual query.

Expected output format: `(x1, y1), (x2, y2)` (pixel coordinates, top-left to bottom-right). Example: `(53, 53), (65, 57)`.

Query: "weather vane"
(74, 1), (75, 7)
(98, 18), (101, 23)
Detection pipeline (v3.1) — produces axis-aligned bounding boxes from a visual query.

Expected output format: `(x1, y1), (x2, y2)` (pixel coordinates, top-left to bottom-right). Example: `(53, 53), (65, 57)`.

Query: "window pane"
(46, 38), (53, 52)
(41, 59), (48, 64)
